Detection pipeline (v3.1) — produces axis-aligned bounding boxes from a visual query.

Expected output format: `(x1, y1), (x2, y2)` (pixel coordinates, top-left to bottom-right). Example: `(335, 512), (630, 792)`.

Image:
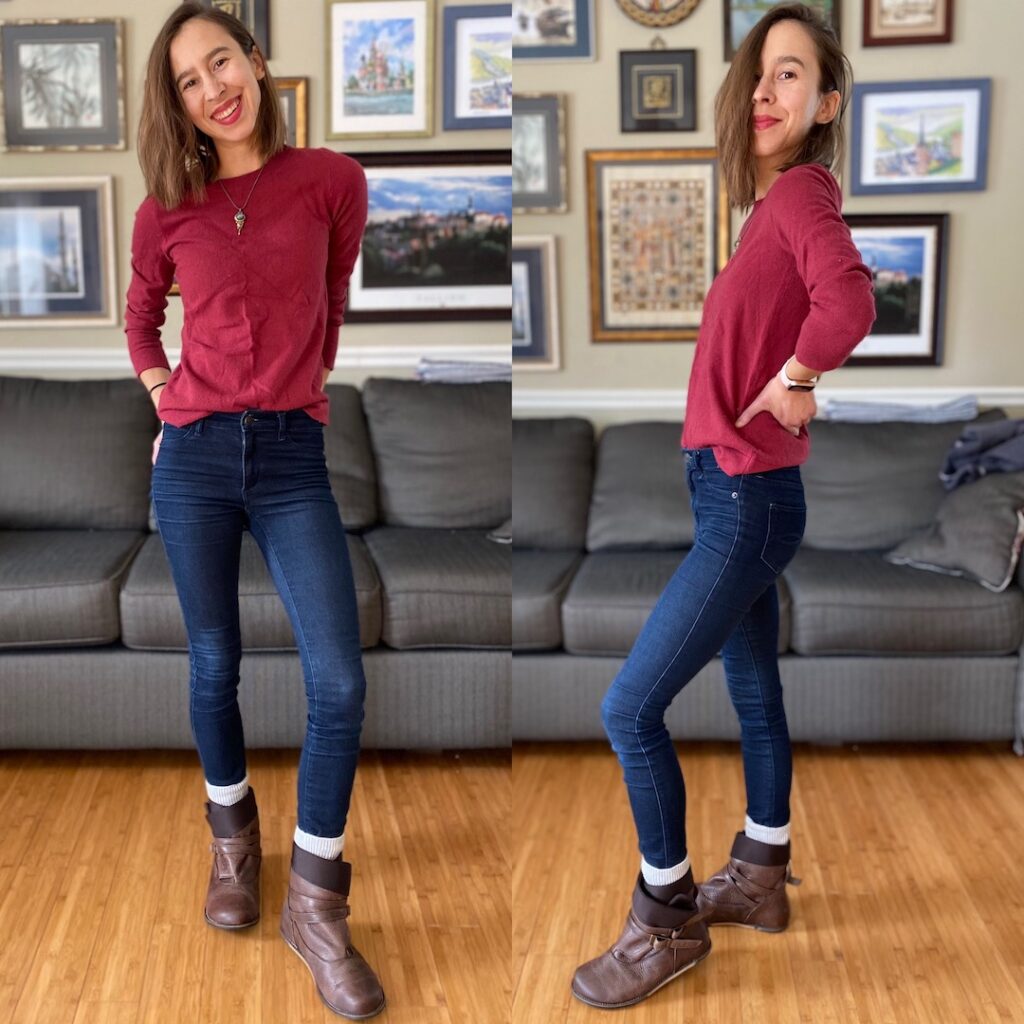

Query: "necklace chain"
(218, 162), (266, 236)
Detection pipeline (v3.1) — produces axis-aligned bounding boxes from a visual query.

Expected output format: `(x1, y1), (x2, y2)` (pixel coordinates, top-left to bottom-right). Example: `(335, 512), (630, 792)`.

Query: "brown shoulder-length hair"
(138, 1), (285, 209)
(716, 2), (852, 212)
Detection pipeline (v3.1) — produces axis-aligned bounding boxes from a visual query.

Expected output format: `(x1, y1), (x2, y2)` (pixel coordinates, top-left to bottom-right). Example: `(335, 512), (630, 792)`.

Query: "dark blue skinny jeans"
(151, 409), (366, 838)
(600, 445), (807, 870)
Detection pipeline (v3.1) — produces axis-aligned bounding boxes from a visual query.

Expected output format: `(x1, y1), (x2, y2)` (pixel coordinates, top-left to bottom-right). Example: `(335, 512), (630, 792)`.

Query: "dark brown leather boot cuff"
(291, 842), (352, 894)
(730, 830), (791, 866)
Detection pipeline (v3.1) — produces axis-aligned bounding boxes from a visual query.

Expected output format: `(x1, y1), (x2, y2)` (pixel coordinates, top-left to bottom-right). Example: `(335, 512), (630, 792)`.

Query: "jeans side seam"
(738, 611), (778, 827)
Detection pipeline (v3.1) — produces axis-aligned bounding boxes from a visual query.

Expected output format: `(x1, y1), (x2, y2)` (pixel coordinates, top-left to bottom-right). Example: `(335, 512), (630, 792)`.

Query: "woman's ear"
(816, 89), (841, 125)
(251, 46), (266, 80)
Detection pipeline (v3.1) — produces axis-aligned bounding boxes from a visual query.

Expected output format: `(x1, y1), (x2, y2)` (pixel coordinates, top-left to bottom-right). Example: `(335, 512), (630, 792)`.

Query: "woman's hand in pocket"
(735, 374), (817, 437)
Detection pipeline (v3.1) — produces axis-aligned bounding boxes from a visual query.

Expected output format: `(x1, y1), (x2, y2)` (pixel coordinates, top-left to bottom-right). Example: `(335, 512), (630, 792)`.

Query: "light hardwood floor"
(0, 748), (509, 1024)
(513, 741), (1024, 1024)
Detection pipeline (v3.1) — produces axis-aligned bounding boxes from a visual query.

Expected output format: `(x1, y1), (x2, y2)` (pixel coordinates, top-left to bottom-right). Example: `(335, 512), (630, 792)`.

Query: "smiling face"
(169, 17), (265, 158)
(750, 19), (840, 176)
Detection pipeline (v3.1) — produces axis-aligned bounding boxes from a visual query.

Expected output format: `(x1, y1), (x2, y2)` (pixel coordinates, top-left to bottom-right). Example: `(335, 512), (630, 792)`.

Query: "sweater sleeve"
(124, 196), (174, 377)
(322, 154), (369, 371)
(769, 163), (876, 373)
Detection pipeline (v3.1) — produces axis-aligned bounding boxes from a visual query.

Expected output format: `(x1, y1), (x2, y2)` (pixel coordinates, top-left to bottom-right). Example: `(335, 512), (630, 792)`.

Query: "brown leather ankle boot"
(203, 786), (261, 929)
(571, 871), (712, 1009)
(280, 843), (385, 1020)
(695, 831), (802, 932)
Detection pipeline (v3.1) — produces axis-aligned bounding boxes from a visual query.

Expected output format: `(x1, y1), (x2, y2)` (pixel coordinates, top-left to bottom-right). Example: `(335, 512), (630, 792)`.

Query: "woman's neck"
(212, 140), (263, 180)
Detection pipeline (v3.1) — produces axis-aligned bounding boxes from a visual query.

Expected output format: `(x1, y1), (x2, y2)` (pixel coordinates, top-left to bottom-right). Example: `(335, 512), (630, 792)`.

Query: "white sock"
(745, 814), (790, 845)
(294, 825), (345, 860)
(641, 854), (691, 887)
(205, 773), (250, 806)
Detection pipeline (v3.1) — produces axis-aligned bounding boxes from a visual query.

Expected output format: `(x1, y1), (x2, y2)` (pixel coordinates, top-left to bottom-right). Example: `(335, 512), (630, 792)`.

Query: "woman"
(125, 5), (383, 1018)
(571, 4), (876, 1010)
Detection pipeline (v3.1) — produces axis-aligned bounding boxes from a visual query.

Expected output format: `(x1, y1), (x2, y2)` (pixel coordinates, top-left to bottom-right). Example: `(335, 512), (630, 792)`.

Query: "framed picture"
(842, 213), (948, 366)
(275, 77), (309, 147)
(513, 93), (567, 213)
(513, 0), (594, 62)
(864, 0), (953, 46)
(189, 0), (270, 58)
(614, 0), (701, 28)
(512, 235), (560, 371)
(585, 148), (729, 343)
(851, 78), (991, 195)
(443, 4), (511, 131)
(326, 0), (433, 140)
(0, 18), (126, 152)
(619, 49), (696, 134)
(345, 150), (511, 322)
(723, 0), (839, 61)
(0, 176), (118, 328)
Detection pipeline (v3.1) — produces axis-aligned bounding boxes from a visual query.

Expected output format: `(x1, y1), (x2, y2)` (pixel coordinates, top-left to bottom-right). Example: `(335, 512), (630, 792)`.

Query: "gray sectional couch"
(512, 410), (1024, 756)
(0, 375), (510, 749)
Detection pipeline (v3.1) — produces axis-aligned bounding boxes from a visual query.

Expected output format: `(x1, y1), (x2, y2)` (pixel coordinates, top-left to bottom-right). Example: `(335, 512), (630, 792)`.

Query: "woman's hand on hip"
(735, 374), (817, 437)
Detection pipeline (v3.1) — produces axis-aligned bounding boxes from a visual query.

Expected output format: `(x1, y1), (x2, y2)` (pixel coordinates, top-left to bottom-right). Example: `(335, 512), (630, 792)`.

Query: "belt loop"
(277, 411), (286, 440)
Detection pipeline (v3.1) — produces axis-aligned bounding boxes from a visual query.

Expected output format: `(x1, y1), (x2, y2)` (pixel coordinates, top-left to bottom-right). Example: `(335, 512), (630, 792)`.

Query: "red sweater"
(680, 162), (876, 475)
(124, 144), (368, 427)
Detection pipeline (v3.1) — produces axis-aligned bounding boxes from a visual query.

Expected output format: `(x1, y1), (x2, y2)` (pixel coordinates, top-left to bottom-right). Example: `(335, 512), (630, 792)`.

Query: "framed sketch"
(585, 148), (729, 343)
(276, 77), (309, 147)
(0, 18), (126, 152)
(443, 4), (511, 131)
(512, 236), (560, 370)
(842, 213), (948, 366)
(620, 50), (696, 134)
(0, 176), (118, 328)
(513, 93), (567, 214)
(614, 0), (702, 28)
(345, 150), (511, 322)
(723, 0), (839, 61)
(864, 0), (953, 46)
(513, 0), (594, 62)
(326, 0), (433, 140)
(851, 78), (991, 195)
(189, 0), (270, 58)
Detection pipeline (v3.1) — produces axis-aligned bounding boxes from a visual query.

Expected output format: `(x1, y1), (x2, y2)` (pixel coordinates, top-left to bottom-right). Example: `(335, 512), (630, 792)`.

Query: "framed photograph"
(345, 150), (511, 322)
(443, 4), (511, 132)
(512, 236), (560, 371)
(326, 0), (433, 140)
(864, 0), (953, 46)
(513, 93), (567, 213)
(614, 0), (701, 28)
(620, 49), (696, 134)
(723, 0), (839, 61)
(851, 78), (991, 195)
(0, 18), (126, 152)
(513, 0), (594, 62)
(189, 0), (270, 58)
(275, 77), (309, 147)
(842, 213), (948, 366)
(0, 176), (118, 328)
(585, 149), (729, 343)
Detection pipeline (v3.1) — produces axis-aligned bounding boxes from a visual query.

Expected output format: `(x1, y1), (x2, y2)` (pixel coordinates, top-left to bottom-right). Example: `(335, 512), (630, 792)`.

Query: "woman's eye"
(214, 57), (228, 68)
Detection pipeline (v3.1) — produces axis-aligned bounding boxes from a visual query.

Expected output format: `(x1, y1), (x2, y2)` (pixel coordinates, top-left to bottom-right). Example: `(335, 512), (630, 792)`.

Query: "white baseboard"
(513, 386), (1024, 412)
(0, 345), (512, 375)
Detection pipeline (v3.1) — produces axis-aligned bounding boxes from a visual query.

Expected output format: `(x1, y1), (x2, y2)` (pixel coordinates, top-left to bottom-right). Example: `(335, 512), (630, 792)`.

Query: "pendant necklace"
(217, 161), (266, 236)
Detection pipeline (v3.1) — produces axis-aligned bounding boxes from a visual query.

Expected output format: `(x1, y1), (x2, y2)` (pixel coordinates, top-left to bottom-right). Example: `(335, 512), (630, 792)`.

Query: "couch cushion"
(561, 550), (791, 656)
(801, 409), (1005, 551)
(783, 548), (1024, 655)
(0, 529), (145, 647)
(120, 532), (381, 650)
(512, 549), (582, 651)
(361, 378), (510, 528)
(512, 418), (594, 549)
(0, 376), (156, 530)
(363, 527), (510, 649)
(587, 422), (694, 551)
(324, 383), (378, 529)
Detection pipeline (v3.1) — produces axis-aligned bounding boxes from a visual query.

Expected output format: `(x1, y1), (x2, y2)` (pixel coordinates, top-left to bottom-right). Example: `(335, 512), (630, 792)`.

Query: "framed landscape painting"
(443, 4), (511, 131)
(724, 0), (838, 61)
(326, 0), (434, 139)
(863, 0), (953, 46)
(513, 93), (567, 213)
(345, 150), (511, 322)
(0, 176), (118, 327)
(843, 212), (948, 366)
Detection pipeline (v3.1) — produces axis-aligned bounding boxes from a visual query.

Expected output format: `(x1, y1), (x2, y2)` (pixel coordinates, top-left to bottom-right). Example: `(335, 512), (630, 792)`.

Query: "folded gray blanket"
(940, 417), (1024, 490)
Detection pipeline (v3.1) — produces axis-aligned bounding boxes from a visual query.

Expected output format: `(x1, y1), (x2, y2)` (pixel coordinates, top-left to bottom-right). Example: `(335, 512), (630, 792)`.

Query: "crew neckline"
(213, 144), (290, 184)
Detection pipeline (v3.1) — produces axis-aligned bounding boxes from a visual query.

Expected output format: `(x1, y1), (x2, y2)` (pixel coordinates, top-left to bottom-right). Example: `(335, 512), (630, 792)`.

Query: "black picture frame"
(512, 235), (560, 370)
(513, 93), (567, 213)
(190, 0), (270, 58)
(619, 49), (696, 134)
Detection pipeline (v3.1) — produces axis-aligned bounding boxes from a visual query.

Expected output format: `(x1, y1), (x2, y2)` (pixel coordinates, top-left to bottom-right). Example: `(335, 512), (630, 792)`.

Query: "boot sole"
(204, 910), (260, 930)
(570, 945), (712, 1009)
(708, 919), (786, 933)
(280, 926), (386, 1020)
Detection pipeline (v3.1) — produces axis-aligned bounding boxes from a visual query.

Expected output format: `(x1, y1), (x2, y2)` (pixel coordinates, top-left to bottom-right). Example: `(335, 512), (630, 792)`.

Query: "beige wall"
(0, 0), (510, 387)
(513, 0), (1024, 422)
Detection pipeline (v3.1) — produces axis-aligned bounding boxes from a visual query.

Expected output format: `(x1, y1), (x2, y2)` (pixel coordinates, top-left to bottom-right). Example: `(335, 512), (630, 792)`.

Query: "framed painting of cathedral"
(326, 0), (435, 139)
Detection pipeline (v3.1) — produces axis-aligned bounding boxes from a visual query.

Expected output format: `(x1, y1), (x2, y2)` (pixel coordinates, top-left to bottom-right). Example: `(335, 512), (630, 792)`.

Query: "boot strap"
(210, 836), (261, 856)
(287, 905), (351, 924)
(649, 907), (713, 950)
